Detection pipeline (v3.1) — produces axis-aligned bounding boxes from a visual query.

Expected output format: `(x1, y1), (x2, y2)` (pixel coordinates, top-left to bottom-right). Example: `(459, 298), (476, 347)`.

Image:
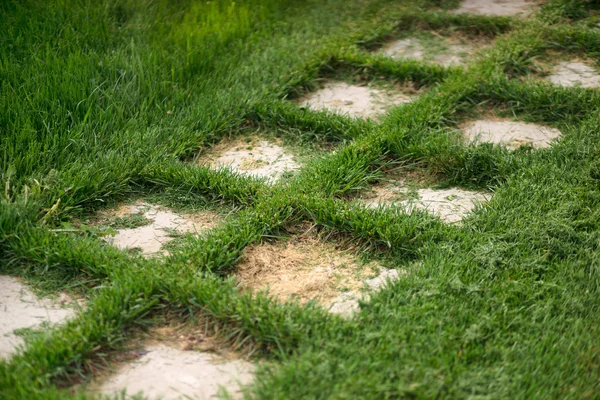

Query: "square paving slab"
(102, 202), (220, 256)
(297, 81), (413, 119)
(361, 183), (491, 224)
(381, 37), (475, 67)
(88, 343), (254, 400)
(0, 276), (78, 359)
(201, 137), (300, 183)
(453, 0), (536, 16)
(461, 120), (561, 149)
(547, 61), (600, 88)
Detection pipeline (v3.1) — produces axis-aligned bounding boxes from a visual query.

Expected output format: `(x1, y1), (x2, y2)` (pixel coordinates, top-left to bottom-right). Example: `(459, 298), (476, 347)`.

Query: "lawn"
(1, 0), (600, 398)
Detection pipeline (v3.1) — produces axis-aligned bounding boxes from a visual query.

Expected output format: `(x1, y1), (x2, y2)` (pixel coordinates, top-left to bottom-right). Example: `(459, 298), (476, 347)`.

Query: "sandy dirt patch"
(0, 275), (77, 359)
(461, 119), (561, 149)
(453, 0), (536, 16)
(236, 233), (404, 317)
(236, 234), (377, 306)
(104, 202), (220, 256)
(381, 38), (474, 66)
(547, 61), (600, 88)
(87, 341), (254, 400)
(362, 183), (490, 224)
(297, 81), (413, 119)
(201, 137), (300, 182)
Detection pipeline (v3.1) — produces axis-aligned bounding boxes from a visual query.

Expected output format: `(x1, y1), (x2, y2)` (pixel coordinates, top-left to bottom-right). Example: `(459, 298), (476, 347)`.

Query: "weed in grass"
(107, 212), (152, 230)
(541, 0), (596, 22)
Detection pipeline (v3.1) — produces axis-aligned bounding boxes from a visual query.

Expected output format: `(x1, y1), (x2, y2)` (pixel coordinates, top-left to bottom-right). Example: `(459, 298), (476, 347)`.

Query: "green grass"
(2, 0), (600, 398)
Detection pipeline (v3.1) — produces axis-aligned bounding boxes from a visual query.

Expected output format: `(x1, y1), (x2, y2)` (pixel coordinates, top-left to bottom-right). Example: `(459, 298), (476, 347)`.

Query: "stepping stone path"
(236, 234), (403, 317)
(547, 62), (600, 88)
(453, 0), (535, 16)
(461, 120), (561, 150)
(105, 202), (219, 256)
(206, 139), (299, 182)
(362, 183), (490, 224)
(0, 275), (77, 359)
(381, 38), (474, 66)
(298, 81), (413, 119)
(88, 343), (254, 400)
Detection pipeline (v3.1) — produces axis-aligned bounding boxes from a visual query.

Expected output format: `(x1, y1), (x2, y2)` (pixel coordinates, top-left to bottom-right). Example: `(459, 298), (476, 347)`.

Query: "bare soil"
(236, 233), (378, 306)
(297, 81), (413, 119)
(235, 229), (406, 318)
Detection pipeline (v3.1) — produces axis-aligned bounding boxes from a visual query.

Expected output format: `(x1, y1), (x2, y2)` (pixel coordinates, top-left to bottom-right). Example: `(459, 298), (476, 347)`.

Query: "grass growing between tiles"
(2, 0), (600, 398)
